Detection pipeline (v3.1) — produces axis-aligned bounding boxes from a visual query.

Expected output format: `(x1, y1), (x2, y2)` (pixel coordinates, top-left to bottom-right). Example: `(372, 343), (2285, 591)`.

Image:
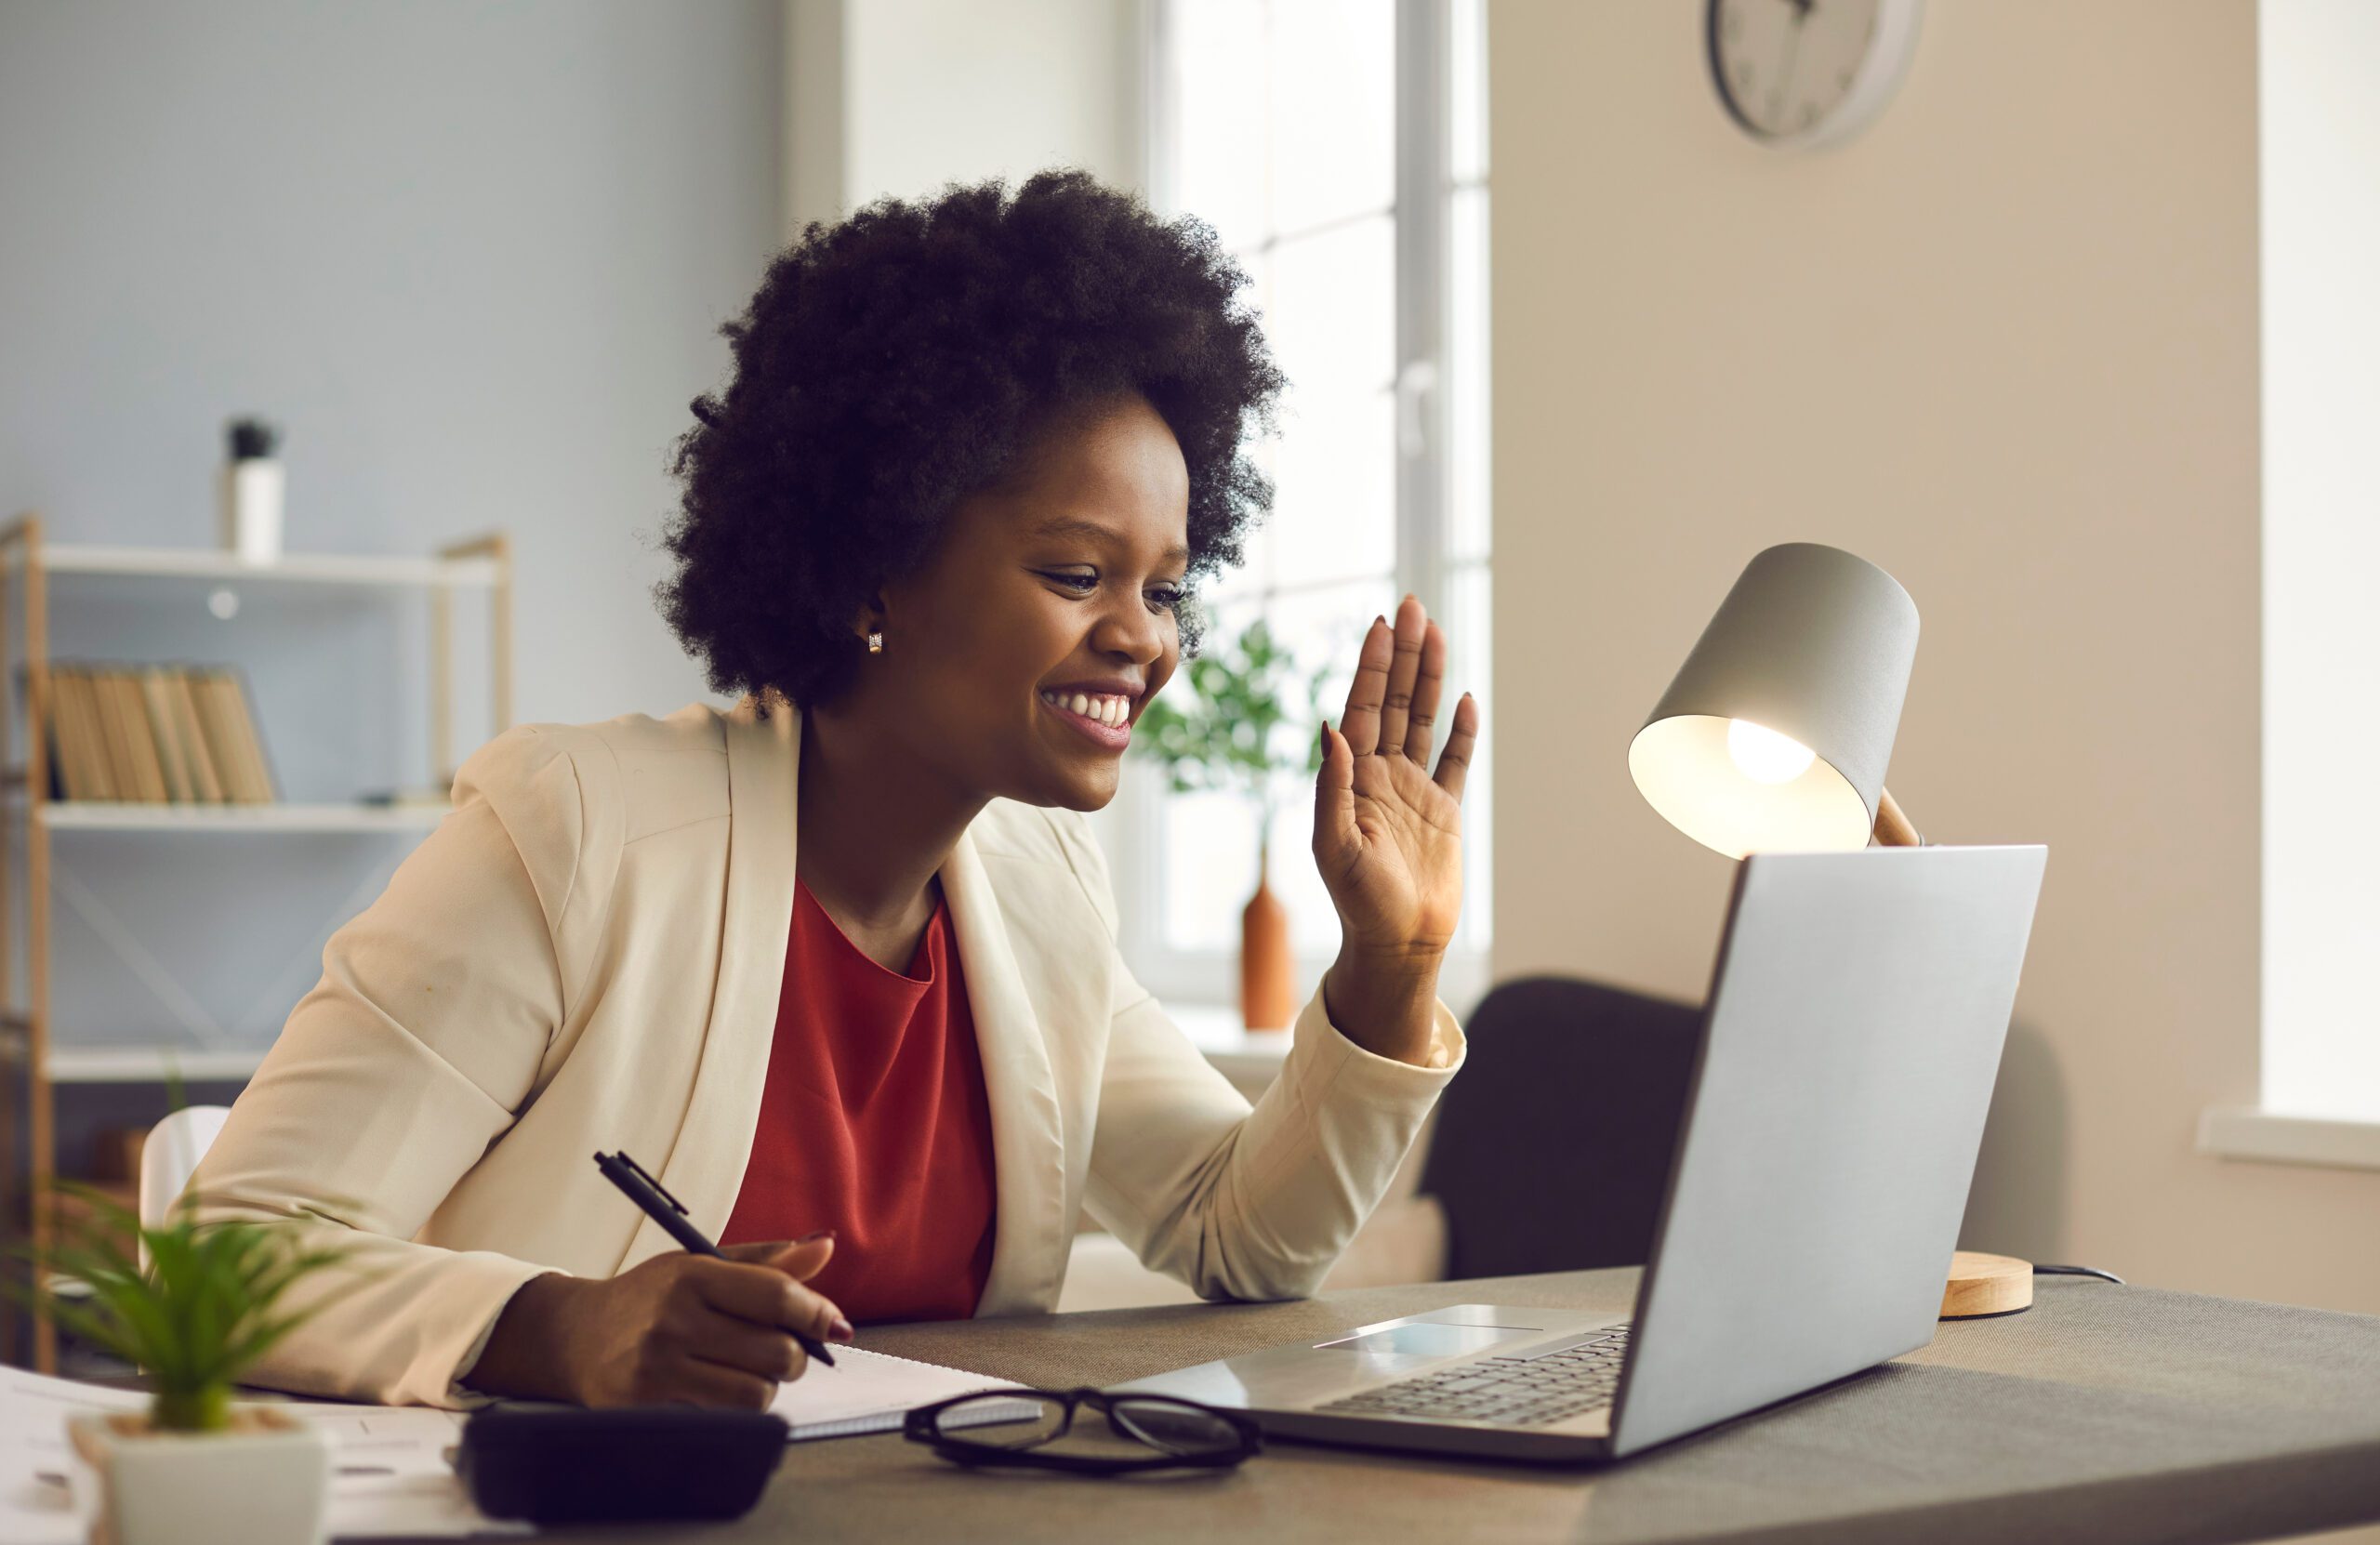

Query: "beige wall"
(1488, 0), (2380, 1314)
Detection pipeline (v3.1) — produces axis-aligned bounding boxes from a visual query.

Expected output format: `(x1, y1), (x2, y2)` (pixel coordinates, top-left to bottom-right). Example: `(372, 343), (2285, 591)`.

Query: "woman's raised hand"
(465, 1235), (853, 1409)
(1311, 594), (1480, 1063)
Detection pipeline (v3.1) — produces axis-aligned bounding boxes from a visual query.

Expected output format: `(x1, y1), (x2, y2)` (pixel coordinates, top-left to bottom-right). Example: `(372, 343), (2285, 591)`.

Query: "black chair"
(1418, 976), (1703, 1280)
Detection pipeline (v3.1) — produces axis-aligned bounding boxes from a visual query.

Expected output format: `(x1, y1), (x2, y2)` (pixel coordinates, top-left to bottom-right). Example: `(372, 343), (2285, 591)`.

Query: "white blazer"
(190, 693), (1466, 1407)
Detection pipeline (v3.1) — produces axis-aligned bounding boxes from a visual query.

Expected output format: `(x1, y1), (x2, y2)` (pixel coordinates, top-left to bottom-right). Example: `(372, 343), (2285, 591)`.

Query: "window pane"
(1259, 577), (1400, 953)
(1267, 0), (1396, 237)
(1271, 386), (1397, 587)
(1448, 560), (1493, 950)
(1143, 0), (1493, 993)
(1161, 788), (1261, 953)
(1267, 215), (1395, 399)
(1170, 0), (1270, 251)
(1451, 0), (1490, 185)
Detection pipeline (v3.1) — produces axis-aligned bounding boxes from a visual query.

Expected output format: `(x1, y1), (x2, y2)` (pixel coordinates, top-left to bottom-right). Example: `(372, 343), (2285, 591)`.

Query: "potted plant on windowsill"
(1134, 616), (1332, 1029)
(8, 1183), (368, 1545)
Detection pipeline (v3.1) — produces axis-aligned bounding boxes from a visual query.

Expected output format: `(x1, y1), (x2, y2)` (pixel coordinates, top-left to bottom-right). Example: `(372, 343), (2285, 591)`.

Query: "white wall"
(0, 1), (782, 738)
(783, 0), (1144, 235)
(1489, 0), (2380, 1314)
(2260, 0), (2380, 1124)
(0, 0), (783, 1170)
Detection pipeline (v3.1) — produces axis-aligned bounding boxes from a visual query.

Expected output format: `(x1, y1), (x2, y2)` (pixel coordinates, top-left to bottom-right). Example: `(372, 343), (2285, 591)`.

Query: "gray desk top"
(543, 1269), (2380, 1545)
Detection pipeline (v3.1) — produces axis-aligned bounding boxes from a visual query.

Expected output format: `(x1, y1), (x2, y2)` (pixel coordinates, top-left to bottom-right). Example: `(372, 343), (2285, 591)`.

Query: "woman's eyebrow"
(1030, 515), (1190, 567)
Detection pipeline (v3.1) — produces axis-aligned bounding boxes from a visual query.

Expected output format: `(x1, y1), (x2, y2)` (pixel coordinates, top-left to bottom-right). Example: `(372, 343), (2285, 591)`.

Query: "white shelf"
(20, 799), (448, 832)
(37, 544), (500, 588)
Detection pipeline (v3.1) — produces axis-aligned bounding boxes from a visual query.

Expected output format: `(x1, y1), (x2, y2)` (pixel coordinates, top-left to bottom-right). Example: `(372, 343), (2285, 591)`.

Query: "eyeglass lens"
(943, 1393), (1071, 1450)
(1106, 1398), (1246, 1457)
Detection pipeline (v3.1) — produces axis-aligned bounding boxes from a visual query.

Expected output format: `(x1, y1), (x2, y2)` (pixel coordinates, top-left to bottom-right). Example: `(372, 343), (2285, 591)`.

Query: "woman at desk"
(188, 172), (1480, 1410)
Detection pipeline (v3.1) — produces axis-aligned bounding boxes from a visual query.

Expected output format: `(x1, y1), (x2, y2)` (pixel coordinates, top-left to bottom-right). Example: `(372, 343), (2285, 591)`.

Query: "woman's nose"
(1090, 596), (1166, 664)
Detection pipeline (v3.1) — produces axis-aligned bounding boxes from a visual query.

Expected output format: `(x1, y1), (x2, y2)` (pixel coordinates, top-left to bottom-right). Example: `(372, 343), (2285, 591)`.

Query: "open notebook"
(769, 1345), (1025, 1441)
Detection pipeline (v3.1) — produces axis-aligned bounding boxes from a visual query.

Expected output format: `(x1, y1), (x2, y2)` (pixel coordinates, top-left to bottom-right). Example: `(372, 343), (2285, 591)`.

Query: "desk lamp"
(1628, 542), (1919, 857)
(1629, 541), (2031, 1317)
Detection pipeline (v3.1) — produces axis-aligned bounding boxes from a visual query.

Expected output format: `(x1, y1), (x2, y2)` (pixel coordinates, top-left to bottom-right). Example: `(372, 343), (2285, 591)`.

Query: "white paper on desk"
(0, 1367), (527, 1542)
(769, 1345), (1028, 1440)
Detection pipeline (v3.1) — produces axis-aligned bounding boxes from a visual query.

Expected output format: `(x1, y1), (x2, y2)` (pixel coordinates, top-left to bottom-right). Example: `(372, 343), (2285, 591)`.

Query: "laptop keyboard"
(1316, 1324), (1633, 1428)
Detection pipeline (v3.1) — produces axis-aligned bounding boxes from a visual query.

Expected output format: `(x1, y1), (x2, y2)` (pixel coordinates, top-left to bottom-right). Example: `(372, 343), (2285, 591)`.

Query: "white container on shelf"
(219, 458), (283, 563)
(219, 417), (284, 563)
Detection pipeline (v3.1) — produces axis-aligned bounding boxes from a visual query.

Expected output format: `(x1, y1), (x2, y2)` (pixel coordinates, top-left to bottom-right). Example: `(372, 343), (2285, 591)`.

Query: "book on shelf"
(28, 662), (279, 805)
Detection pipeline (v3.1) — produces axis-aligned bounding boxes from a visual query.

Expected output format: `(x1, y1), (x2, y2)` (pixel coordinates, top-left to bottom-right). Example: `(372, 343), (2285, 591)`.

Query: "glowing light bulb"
(1726, 719), (1816, 785)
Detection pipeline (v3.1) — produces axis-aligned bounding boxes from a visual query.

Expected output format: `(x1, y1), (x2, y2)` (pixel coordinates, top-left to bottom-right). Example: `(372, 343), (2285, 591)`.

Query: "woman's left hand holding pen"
(464, 1233), (853, 1408)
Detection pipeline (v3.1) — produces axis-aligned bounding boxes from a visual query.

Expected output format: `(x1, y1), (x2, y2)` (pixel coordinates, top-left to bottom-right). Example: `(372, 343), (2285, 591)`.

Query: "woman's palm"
(1313, 596), (1479, 958)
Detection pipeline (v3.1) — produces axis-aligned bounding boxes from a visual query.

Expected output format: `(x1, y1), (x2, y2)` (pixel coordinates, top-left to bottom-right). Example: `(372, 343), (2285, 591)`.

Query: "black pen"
(592, 1149), (836, 1368)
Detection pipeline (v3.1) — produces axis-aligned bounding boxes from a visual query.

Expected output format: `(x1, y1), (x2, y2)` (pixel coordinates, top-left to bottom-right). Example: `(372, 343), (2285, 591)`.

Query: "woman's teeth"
(1040, 690), (1131, 729)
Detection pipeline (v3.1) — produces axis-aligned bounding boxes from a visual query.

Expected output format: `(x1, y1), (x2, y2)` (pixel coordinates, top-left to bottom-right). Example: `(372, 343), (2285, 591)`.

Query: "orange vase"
(1239, 840), (1294, 1031)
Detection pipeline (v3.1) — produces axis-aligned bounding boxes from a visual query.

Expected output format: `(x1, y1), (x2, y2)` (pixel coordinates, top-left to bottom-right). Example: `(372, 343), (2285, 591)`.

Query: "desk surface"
(545, 1268), (2380, 1545)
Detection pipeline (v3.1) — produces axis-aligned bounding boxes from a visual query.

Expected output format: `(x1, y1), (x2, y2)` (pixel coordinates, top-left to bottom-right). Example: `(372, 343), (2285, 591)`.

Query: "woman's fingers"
(1313, 720), (1358, 859)
(1376, 595), (1428, 756)
(1403, 620), (1448, 764)
(691, 1256), (848, 1345)
(684, 1311), (811, 1385)
(1433, 692), (1480, 801)
(668, 1354), (782, 1411)
(1339, 616), (1395, 757)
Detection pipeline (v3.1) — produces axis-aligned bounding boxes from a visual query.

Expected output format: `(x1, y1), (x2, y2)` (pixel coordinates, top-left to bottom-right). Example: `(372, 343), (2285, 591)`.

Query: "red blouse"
(718, 880), (998, 1323)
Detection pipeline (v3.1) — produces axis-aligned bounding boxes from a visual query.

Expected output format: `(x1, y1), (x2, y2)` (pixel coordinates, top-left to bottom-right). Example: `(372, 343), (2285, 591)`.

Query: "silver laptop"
(1117, 844), (2048, 1462)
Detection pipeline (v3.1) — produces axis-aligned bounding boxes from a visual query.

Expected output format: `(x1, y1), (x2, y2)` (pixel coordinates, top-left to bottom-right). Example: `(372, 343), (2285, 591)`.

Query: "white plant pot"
(67, 1406), (328, 1545)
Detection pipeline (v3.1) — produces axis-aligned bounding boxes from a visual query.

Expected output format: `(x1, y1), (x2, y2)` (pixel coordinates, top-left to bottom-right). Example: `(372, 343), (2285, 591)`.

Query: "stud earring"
(866, 630), (884, 654)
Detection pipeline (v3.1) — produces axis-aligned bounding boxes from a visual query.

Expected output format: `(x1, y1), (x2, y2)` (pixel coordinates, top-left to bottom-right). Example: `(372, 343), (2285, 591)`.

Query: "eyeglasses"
(903, 1387), (1262, 1474)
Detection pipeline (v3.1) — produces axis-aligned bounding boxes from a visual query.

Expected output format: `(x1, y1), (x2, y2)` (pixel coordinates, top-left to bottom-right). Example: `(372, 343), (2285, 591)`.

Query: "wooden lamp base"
(1940, 1251), (2033, 1318)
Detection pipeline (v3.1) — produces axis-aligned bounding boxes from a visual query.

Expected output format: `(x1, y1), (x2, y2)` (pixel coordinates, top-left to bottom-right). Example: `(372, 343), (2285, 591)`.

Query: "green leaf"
(20, 1173), (376, 1408)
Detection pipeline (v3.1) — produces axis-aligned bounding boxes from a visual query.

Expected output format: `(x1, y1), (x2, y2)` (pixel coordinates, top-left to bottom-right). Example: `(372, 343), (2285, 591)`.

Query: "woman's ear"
(847, 590), (889, 652)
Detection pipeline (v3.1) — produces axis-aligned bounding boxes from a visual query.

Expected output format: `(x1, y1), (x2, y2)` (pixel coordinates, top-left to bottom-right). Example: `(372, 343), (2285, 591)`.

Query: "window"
(1093, 0), (1490, 1013)
(2251, 0), (2380, 1127)
(2199, 0), (2380, 1169)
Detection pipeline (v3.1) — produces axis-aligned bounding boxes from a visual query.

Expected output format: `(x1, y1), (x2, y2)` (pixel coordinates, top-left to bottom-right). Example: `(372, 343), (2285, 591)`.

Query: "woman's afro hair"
(655, 169), (1284, 712)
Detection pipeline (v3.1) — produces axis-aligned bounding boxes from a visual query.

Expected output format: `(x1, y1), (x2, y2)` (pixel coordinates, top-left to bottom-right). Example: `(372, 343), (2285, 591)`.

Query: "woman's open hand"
(1312, 594), (1480, 1063)
(465, 1235), (853, 1409)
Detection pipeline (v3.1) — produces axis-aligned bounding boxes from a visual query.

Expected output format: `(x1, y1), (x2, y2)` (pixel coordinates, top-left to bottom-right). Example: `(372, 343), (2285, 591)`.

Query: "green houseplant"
(10, 1180), (369, 1545)
(1134, 617), (1333, 1028)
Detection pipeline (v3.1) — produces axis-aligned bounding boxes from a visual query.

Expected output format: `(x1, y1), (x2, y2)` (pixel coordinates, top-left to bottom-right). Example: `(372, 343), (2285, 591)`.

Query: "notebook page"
(769, 1346), (1018, 1440)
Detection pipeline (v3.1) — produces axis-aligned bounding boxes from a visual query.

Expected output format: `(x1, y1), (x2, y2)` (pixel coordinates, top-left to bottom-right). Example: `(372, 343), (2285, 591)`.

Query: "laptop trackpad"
(1314, 1323), (1544, 1357)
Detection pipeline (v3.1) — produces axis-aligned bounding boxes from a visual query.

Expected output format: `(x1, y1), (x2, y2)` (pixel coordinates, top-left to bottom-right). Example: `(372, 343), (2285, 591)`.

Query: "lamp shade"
(1629, 543), (1918, 859)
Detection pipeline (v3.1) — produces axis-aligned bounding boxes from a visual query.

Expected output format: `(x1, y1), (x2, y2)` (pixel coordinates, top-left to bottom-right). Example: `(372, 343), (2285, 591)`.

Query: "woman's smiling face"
(852, 393), (1192, 812)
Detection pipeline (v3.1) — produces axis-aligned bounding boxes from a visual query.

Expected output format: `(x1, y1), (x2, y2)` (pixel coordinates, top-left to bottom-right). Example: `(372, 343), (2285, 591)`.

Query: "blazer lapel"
(623, 692), (800, 1267)
(617, 693), (1070, 1310)
(942, 826), (1070, 1315)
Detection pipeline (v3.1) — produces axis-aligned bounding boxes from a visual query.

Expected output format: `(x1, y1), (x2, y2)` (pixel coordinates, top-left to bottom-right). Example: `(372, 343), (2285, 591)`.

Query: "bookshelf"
(0, 512), (511, 1371)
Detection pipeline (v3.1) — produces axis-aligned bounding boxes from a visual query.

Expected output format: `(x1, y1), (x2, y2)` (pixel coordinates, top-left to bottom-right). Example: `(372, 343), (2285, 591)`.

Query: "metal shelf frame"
(0, 512), (511, 1371)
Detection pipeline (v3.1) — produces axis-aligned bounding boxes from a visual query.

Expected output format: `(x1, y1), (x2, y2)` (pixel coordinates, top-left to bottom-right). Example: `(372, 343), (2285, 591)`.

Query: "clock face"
(1708, 0), (1920, 149)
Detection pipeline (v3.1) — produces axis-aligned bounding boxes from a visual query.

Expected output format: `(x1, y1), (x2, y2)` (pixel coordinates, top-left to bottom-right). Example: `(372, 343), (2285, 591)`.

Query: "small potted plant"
(1134, 616), (1334, 1029)
(10, 1183), (366, 1545)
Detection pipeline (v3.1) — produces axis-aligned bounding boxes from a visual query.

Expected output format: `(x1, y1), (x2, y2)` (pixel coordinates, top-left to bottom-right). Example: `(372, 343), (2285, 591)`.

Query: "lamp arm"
(1871, 787), (1924, 848)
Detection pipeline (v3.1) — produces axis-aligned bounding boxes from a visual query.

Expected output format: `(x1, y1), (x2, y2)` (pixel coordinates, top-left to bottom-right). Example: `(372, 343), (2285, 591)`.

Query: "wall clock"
(1707, 0), (1924, 152)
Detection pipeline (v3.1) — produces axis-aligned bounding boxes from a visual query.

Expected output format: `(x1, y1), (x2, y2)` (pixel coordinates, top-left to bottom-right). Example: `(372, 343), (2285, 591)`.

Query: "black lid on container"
(227, 416), (280, 460)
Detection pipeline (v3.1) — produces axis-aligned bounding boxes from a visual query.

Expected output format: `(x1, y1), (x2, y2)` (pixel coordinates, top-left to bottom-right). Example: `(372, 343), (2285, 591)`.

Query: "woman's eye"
(1039, 570), (1183, 611)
